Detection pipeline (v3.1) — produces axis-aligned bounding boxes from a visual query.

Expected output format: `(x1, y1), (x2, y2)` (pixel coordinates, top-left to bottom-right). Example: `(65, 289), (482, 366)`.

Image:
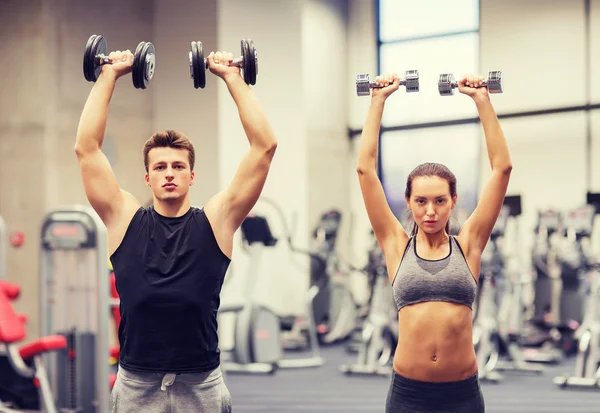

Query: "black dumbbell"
(438, 71), (503, 96)
(189, 39), (258, 89)
(83, 34), (156, 90)
(355, 70), (419, 96)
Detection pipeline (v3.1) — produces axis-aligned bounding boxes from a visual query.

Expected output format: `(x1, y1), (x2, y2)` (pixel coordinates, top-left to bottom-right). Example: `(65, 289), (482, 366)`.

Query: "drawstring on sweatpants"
(161, 373), (177, 391)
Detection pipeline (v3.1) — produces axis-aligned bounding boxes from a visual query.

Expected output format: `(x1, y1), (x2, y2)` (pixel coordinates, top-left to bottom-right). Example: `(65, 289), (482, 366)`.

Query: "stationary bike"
(472, 205), (510, 383)
(554, 262), (600, 388)
(219, 214), (324, 374)
(283, 210), (358, 346)
(219, 214), (282, 374)
(520, 209), (566, 364)
(554, 204), (600, 389)
(340, 231), (397, 376)
(493, 198), (544, 376)
(345, 231), (384, 355)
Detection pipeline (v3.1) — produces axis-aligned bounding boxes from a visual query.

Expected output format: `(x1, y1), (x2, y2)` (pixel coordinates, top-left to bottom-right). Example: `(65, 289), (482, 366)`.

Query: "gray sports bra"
(392, 236), (477, 311)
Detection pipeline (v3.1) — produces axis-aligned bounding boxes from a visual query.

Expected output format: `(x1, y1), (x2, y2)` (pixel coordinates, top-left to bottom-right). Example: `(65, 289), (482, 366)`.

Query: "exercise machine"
(472, 200), (543, 382)
(554, 262), (600, 388)
(472, 205), (509, 383)
(38, 206), (112, 413)
(520, 209), (566, 364)
(219, 214), (281, 374)
(0, 280), (67, 413)
(493, 197), (544, 376)
(554, 203), (600, 389)
(0, 216), (66, 413)
(219, 214), (324, 374)
(345, 231), (383, 355)
(340, 231), (397, 377)
(305, 210), (358, 345)
(525, 206), (592, 364)
(282, 210), (358, 347)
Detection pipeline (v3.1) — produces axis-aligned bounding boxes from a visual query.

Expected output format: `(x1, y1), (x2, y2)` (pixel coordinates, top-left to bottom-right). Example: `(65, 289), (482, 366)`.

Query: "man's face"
(145, 147), (194, 202)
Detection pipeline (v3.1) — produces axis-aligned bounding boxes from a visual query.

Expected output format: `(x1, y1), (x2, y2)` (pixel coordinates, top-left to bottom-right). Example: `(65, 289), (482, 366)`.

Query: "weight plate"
(247, 39), (257, 85)
(83, 34), (106, 83)
(193, 41), (206, 89)
(488, 71), (503, 94)
(132, 41), (145, 89)
(83, 35), (97, 82)
(240, 39), (250, 85)
(190, 41), (198, 88)
(355, 74), (371, 96)
(405, 69), (419, 93)
(438, 73), (454, 96)
(94, 36), (107, 81)
(188, 43), (194, 85)
(140, 42), (155, 89)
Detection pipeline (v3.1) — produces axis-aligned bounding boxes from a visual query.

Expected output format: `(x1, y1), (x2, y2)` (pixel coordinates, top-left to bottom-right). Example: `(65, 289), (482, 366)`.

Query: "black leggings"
(385, 371), (485, 413)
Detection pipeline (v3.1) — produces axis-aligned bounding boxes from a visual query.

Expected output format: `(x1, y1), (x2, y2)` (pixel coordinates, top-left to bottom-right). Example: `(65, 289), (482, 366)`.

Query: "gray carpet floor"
(226, 346), (600, 412)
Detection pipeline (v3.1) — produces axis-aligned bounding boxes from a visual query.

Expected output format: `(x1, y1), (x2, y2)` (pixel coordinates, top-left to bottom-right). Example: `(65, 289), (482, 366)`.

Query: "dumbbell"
(83, 34), (156, 90)
(438, 71), (503, 96)
(189, 39), (258, 89)
(355, 70), (419, 96)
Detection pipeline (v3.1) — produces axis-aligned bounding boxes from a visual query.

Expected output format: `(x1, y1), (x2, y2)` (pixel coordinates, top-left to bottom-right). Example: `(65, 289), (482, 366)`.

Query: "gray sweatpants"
(111, 365), (232, 413)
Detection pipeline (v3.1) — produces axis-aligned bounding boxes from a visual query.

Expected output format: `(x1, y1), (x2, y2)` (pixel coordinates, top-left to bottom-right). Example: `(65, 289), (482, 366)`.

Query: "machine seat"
(19, 336), (67, 360)
(0, 280), (21, 300)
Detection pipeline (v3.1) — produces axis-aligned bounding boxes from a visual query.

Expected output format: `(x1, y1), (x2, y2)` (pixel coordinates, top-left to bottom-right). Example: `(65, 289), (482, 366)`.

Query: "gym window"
(379, 0), (480, 42)
(379, 32), (479, 126)
(377, 0), (482, 218)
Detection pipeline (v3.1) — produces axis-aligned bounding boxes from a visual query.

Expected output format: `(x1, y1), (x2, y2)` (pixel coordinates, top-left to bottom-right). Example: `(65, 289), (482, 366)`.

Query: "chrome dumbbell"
(355, 70), (419, 96)
(438, 71), (503, 96)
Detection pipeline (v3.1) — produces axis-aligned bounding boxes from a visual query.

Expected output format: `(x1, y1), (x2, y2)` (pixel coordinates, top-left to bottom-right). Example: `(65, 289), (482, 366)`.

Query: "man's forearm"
(224, 75), (276, 149)
(75, 72), (117, 154)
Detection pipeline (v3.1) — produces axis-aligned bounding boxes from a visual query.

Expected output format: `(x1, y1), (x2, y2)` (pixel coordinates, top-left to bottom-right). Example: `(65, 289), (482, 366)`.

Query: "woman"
(356, 73), (512, 412)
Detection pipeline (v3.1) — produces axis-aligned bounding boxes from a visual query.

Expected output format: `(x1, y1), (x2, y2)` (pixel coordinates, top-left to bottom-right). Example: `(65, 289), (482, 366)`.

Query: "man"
(74, 48), (277, 412)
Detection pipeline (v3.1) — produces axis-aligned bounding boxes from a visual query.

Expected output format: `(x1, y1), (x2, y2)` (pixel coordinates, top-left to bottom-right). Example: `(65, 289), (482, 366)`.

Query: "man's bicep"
(224, 147), (274, 230)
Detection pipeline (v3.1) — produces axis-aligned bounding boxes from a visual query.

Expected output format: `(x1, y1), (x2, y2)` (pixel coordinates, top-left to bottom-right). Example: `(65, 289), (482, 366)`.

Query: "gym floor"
(227, 346), (600, 412)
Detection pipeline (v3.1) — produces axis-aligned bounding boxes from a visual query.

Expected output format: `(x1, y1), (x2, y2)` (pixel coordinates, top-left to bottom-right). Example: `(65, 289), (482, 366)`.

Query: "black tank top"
(110, 206), (231, 373)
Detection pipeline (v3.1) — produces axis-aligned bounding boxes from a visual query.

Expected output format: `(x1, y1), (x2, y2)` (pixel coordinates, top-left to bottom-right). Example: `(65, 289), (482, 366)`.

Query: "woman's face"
(406, 176), (457, 234)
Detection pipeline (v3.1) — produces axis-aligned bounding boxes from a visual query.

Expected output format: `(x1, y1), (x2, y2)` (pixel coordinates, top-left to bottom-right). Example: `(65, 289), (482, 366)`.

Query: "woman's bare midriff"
(393, 301), (477, 382)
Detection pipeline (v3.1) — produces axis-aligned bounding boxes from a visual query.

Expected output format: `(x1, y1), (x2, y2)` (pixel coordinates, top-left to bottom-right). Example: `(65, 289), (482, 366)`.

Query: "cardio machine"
(523, 206), (592, 364)
(472, 205), (510, 383)
(38, 206), (113, 413)
(473, 198), (544, 382)
(219, 214), (324, 374)
(339, 230), (397, 377)
(520, 209), (568, 364)
(554, 203), (600, 389)
(484, 197), (544, 378)
(282, 210), (358, 347)
(345, 230), (388, 355)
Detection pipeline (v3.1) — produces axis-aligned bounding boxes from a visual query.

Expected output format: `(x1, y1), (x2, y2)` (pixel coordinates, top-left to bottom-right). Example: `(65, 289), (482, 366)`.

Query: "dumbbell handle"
(95, 54), (112, 65)
(448, 79), (490, 89)
(95, 53), (155, 66)
(367, 78), (411, 89)
(202, 56), (245, 69)
(231, 57), (243, 67)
